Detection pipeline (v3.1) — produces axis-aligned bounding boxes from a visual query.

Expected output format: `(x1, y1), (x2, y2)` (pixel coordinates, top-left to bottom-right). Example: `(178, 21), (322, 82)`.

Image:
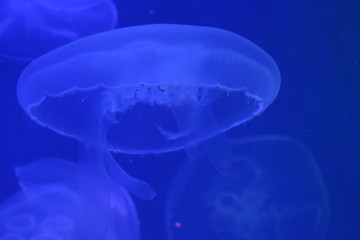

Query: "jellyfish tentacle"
(99, 96), (156, 200)
(164, 98), (197, 141)
(203, 133), (234, 175)
(104, 152), (156, 200)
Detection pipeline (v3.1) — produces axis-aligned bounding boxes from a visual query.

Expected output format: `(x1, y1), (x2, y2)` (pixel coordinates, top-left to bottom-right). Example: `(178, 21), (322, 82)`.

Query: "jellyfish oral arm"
(104, 151), (156, 200)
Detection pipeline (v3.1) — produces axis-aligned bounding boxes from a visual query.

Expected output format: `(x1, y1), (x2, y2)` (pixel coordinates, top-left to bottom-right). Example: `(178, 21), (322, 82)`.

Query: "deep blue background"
(0, 0), (359, 239)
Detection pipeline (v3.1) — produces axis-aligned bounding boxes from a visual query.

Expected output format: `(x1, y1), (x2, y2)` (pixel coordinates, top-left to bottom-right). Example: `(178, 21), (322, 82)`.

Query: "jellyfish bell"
(17, 24), (279, 194)
(166, 135), (329, 240)
(0, 158), (139, 240)
(17, 24), (280, 154)
(0, 0), (117, 61)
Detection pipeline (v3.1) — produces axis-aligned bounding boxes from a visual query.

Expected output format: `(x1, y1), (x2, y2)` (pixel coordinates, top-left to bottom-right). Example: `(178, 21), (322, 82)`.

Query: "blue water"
(0, 0), (358, 239)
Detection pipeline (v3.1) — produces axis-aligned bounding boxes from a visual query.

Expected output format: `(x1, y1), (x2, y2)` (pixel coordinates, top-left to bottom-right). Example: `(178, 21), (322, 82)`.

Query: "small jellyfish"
(17, 24), (280, 182)
(165, 135), (329, 240)
(0, 158), (139, 240)
(0, 0), (117, 61)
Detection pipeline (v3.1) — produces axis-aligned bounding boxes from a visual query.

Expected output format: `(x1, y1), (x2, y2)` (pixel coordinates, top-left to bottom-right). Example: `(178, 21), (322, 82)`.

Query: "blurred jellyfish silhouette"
(0, 158), (139, 240)
(17, 24), (280, 183)
(166, 135), (329, 240)
(0, 0), (117, 61)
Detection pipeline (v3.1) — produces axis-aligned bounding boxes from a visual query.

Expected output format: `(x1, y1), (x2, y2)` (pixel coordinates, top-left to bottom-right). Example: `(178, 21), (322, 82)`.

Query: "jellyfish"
(0, 157), (139, 240)
(165, 135), (329, 240)
(0, 0), (117, 61)
(17, 24), (280, 194)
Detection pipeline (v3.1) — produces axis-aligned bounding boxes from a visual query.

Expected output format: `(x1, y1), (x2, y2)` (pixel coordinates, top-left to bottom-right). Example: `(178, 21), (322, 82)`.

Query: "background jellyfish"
(0, 0), (117, 61)
(16, 24), (280, 178)
(165, 135), (329, 240)
(0, 157), (139, 240)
